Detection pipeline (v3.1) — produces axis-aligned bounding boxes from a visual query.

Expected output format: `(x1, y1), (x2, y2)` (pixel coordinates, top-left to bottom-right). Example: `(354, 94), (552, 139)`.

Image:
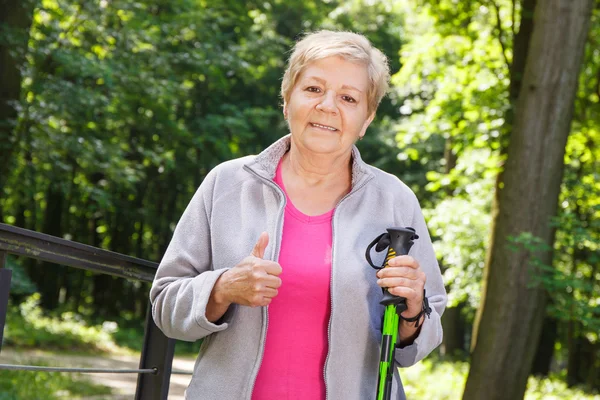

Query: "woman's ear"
(360, 112), (376, 135)
(283, 103), (288, 119)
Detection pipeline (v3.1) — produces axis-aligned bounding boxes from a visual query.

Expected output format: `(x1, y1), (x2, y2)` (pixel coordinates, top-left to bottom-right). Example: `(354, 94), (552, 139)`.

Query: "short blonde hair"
(281, 30), (390, 115)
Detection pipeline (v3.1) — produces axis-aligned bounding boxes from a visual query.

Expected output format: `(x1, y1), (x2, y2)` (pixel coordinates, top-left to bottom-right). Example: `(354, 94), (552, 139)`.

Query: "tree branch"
(596, 64), (600, 97)
(512, 0), (517, 37)
(490, 0), (511, 70)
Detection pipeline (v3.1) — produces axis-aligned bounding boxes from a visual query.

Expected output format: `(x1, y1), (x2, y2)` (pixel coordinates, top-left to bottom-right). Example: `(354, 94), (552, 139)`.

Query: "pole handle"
(366, 227), (419, 307)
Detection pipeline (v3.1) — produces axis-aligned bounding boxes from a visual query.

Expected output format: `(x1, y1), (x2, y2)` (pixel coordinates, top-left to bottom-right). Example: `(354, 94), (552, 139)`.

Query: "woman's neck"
(279, 145), (353, 216)
(283, 145), (352, 189)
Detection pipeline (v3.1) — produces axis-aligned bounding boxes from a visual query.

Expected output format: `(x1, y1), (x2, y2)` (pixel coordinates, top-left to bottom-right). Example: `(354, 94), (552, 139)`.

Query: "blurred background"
(0, 0), (598, 399)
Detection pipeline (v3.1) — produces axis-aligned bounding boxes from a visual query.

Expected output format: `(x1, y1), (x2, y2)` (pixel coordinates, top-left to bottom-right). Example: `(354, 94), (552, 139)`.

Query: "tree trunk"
(463, 2), (595, 400)
(587, 342), (600, 391)
(491, 0), (537, 231)
(567, 320), (583, 387)
(158, 175), (179, 257)
(135, 282), (151, 320)
(38, 183), (65, 310)
(91, 216), (112, 318)
(494, 0), (537, 158)
(440, 138), (466, 358)
(441, 304), (467, 358)
(530, 315), (557, 376)
(508, 0), (537, 109)
(72, 214), (91, 312)
(566, 258), (599, 389)
(567, 330), (596, 389)
(0, 0), (35, 219)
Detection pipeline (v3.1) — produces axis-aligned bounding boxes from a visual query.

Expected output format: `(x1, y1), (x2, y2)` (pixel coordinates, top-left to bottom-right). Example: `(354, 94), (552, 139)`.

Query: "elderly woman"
(150, 30), (446, 400)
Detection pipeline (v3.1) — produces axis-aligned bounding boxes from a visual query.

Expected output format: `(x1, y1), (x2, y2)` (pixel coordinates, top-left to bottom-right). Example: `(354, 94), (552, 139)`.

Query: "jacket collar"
(247, 134), (373, 189)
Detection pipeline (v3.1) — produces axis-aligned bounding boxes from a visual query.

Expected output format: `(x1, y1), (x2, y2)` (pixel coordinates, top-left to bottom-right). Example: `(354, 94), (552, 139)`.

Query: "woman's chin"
(299, 135), (343, 155)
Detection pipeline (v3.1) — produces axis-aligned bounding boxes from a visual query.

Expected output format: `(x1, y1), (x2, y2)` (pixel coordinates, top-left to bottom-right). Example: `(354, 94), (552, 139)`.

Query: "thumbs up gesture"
(213, 232), (283, 308)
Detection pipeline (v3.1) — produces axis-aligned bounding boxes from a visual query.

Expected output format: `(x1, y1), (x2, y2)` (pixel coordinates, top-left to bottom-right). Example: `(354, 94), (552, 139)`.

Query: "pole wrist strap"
(399, 289), (432, 329)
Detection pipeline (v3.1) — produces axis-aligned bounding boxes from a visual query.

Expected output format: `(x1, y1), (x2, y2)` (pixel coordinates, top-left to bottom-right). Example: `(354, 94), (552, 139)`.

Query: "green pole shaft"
(369, 227), (418, 400)
(377, 304), (399, 400)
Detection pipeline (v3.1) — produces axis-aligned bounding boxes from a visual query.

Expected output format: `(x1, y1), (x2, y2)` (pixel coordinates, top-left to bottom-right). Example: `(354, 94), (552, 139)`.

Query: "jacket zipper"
(244, 162), (373, 400)
(243, 165), (287, 400)
(324, 174), (373, 400)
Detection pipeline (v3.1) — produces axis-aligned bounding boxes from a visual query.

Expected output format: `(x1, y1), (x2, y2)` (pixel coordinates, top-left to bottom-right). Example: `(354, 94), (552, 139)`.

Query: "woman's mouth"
(310, 122), (338, 131)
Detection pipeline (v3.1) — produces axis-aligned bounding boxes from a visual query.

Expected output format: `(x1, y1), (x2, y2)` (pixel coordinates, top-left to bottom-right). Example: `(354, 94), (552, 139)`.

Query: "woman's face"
(284, 56), (374, 158)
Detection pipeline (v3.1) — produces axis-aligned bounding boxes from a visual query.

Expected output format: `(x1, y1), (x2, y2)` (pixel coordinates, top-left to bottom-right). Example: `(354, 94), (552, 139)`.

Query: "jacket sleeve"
(149, 168), (235, 342)
(394, 193), (447, 367)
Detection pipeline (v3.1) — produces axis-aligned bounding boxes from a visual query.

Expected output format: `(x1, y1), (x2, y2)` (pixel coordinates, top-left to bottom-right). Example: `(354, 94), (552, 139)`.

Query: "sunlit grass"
(5, 294), (201, 357)
(0, 361), (112, 400)
(4, 295), (127, 354)
(402, 358), (468, 399)
(402, 358), (600, 400)
(5, 295), (599, 398)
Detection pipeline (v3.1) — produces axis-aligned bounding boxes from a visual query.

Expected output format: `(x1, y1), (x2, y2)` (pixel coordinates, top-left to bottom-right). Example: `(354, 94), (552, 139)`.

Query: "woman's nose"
(316, 91), (338, 113)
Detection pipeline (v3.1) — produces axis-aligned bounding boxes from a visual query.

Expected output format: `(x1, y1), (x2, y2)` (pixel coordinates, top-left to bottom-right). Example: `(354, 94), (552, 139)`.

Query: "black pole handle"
(365, 227), (419, 308)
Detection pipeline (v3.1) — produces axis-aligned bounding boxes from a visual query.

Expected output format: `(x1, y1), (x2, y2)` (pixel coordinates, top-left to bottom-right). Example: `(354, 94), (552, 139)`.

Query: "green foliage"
(391, 1), (509, 203)
(0, 362), (111, 400)
(554, 55), (600, 343)
(1, 0), (414, 319)
(4, 256), (36, 295)
(110, 318), (202, 356)
(552, 204), (600, 340)
(402, 358), (469, 399)
(0, 0), (599, 393)
(5, 294), (123, 352)
(402, 359), (600, 400)
(395, 0), (600, 388)
(5, 293), (202, 356)
(507, 230), (600, 340)
(425, 149), (494, 313)
(525, 378), (600, 400)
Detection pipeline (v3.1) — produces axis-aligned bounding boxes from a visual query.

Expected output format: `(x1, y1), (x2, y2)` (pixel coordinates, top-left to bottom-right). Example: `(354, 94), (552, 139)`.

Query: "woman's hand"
(211, 232), (282, 311)
(376, 255), (426, 318)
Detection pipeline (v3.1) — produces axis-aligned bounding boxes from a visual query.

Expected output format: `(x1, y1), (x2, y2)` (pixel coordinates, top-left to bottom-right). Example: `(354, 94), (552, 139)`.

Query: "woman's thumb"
(251, 232), (269, 259)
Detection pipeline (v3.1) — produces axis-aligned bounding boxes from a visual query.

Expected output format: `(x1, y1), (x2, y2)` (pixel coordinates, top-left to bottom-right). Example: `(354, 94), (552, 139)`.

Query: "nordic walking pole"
(365, 227), (427, 400)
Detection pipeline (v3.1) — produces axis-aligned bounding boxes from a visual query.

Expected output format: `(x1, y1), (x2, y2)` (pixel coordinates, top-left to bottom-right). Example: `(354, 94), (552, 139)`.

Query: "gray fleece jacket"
(150, 135), (447, 400)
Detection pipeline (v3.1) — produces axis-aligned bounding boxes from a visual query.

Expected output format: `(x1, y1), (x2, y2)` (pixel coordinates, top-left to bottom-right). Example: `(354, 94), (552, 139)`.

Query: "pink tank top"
(251, 160), (333, 400)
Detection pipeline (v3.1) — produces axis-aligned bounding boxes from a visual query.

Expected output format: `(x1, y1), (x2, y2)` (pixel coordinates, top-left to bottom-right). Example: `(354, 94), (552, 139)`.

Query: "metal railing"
(0, 222), (184, 399)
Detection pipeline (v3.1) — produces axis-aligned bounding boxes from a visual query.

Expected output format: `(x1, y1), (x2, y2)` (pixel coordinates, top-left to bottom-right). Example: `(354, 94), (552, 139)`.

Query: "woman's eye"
(306, 86), (321, 93)
(343, 95), (356, 103)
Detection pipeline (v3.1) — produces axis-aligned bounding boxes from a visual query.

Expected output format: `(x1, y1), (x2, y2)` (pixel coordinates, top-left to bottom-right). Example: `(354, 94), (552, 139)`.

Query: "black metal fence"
(0, 222), (182, 399)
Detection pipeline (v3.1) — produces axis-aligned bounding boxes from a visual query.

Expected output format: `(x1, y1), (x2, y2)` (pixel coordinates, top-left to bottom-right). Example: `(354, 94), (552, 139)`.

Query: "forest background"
(0, 0), (598, 399)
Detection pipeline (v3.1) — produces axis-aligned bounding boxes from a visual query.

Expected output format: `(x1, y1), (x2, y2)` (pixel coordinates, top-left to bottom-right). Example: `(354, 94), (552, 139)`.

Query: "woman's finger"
(388, 286), (419, 299)
(377, 277), (422, 290)
(262, 287), (279, 298)
(387, 255), (419, 268)
(377, 266), (419, 279)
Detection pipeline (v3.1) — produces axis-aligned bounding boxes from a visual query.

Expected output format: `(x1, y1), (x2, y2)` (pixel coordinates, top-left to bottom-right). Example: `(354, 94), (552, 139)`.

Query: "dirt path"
(0, 348), (194, 399)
